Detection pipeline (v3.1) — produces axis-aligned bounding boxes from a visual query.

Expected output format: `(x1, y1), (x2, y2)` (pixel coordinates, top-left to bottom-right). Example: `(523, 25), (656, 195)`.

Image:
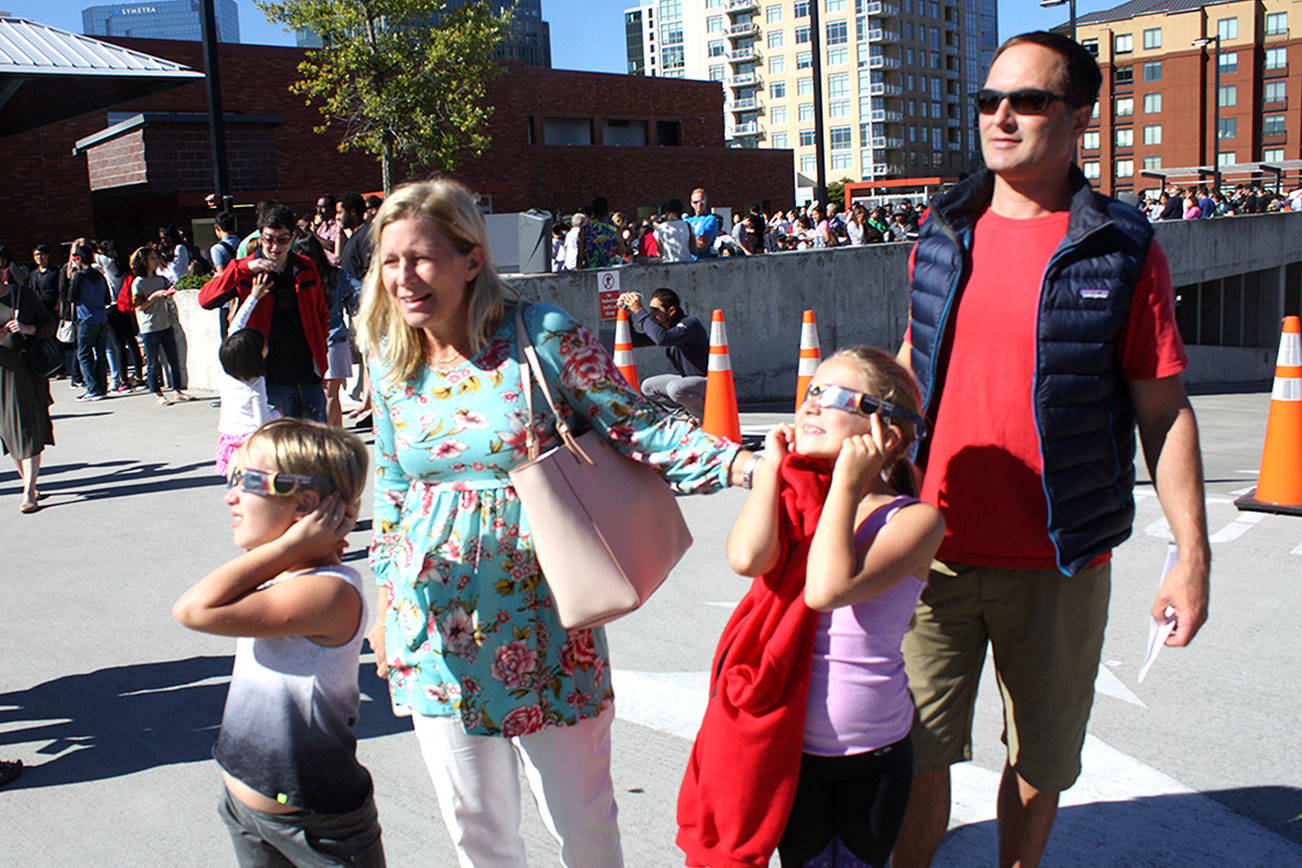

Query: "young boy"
(173, 418), (384, 867)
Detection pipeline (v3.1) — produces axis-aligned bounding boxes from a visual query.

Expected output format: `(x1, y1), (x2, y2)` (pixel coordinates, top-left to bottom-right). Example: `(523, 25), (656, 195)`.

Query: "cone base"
(1234, 490), (1302, 516)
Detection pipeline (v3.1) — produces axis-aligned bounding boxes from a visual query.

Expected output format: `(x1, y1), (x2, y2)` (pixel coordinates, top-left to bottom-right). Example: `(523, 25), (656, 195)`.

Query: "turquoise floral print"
(369, 303), (739, 737)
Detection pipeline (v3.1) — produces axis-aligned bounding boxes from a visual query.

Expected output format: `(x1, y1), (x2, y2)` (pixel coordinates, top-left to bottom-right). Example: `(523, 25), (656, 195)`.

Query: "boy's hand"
(281, 493), (357, 559)
(250, 272), (271, 299)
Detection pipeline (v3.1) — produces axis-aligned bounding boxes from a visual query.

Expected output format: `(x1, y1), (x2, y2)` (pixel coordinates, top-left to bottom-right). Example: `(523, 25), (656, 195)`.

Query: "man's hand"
(247, 256), (274, 274)
(618, 291), (643, 312)
(1153, 557), (1209, 646)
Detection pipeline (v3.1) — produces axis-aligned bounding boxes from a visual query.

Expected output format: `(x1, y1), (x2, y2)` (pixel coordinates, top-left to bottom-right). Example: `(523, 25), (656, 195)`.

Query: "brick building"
(1, 36), (792, 258)
(1074, 0), (1301, 196)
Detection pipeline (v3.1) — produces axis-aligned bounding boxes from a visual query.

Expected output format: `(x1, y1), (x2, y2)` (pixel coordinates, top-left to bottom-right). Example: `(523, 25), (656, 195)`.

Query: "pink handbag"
(508, 306), (693, 630)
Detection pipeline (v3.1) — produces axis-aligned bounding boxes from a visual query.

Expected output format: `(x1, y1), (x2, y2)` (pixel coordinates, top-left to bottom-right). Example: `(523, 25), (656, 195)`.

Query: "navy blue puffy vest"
(909, 168), (1154, 576)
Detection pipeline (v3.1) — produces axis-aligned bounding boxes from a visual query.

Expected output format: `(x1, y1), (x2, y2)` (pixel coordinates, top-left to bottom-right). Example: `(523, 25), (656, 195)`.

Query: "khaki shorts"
(901, 560), (1111, 793)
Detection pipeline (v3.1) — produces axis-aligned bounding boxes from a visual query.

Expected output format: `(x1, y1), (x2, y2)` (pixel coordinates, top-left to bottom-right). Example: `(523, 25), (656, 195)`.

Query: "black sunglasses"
(976, 88), (1082, 116)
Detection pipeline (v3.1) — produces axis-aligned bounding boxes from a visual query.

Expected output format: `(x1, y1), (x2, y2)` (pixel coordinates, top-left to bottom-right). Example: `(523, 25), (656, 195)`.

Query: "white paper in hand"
(1138, 542), (1179, 684)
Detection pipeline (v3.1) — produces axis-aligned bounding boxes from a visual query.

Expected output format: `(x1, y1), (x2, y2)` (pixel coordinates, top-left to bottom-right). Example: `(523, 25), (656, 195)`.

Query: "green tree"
(825, 177), (854, 210)
(258, 0), (510, 193)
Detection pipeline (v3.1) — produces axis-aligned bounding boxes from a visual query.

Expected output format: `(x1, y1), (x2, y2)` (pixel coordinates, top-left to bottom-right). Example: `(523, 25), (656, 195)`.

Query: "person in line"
(95, 239), (138, 392)
(579, 196), (622, 270)
(891, 32), (1210, 867)
(617, 288), (708, 420)
(199, 204), (330, 422)
(214, 286), (279, 475)
(0, 270), (56, 513)
(358, 178), (755, 868)
(300, 232), (359, 428)
(562, 213), (585, 271)
(157, 226), (191, 285)
(172, 418), (384, 867)
(679, 348), (944, 868)
(130, 247), (188, 405)
(654, 199), (693, 264)
(686, 187), (722, 259)
(68, 244), (112, 401)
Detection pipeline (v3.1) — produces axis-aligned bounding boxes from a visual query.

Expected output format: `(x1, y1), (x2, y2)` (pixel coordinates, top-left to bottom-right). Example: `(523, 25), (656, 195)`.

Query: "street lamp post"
(1038, 0), (1077, 42)
(1192, 34), (1222, 190)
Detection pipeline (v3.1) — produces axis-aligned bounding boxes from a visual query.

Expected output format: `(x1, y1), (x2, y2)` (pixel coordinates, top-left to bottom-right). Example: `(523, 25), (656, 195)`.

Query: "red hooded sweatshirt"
(677, 452), (832, 868)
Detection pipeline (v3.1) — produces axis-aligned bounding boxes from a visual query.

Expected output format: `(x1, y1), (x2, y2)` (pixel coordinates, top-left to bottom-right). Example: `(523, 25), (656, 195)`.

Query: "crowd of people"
(1144, 180), (1302, 221)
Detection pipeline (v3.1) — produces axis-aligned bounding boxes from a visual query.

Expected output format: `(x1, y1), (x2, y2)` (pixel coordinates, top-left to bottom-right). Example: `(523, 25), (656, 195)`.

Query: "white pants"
(411, 706), (624, 868)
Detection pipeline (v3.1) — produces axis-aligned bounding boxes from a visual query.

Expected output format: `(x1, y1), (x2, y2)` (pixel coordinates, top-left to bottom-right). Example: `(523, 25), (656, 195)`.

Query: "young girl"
(129, 246), (188, 405)
(678, 347), (945, 868)
(172, 418), (384, 867)
(215, 279), (279, 475)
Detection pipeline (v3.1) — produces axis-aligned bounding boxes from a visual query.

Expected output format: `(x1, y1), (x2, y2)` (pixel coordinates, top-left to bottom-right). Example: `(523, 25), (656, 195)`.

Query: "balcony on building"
(727, 21), (758, 38)
(869, 82), (903, 96)
(868, 53), (901, 70)
(731, 71), (759, 86)
(870, 108), (903, 123)
(730, 120), (761, 137)
(864, 1), (900, 17)
(871, 135), (904, 149)
(731, 97), (759, 112)
(728, 46), (760, 63)
(726, 0), (759, 14)
(866, 28), (899, 42)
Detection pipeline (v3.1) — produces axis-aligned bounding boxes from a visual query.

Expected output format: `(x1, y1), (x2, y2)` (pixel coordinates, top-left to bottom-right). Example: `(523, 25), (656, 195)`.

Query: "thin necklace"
(430, 345), (463, 367)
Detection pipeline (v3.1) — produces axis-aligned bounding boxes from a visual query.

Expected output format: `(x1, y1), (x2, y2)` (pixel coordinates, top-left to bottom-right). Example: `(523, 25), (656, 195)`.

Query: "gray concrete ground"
(2, 379), (1300, 866)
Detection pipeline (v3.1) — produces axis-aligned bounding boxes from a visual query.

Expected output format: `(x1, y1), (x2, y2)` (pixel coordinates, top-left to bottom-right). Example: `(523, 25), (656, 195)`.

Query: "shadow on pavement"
(933, 788), (1302, 865)
(0, 460), (222, 502)
(0, 654), (408, 791)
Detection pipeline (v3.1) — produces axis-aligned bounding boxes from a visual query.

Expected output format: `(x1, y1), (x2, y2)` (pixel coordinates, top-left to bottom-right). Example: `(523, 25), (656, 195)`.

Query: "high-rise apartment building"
(625, 0), (997, 187)
(1074, 0), (1300, 196)
(82, 0), (239, 42)
(296, 0), (550, 67)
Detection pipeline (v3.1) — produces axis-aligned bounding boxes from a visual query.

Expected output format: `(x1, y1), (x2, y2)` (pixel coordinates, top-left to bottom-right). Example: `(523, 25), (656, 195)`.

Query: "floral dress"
(369, 303), (739, 738)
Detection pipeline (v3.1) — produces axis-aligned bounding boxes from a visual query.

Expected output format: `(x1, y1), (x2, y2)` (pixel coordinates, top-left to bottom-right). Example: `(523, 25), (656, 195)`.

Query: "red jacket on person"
(197, 252), (329, 377)
(676, 453), (832, 868)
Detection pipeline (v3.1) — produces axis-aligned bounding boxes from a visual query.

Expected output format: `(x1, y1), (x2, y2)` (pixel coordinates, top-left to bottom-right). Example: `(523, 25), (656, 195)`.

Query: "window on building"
(1265, 12), (1287, 36)
(1264, 80), (1286, 103)
(827, 0), (847, 11)
(1265, 47), (1286, 70)
(1217, 17), (1237, 41)
(1115, 96), (1133, 116)
(831, 153), (851, 170)
(771, 81), (787, 98)
(826, 20), (848, 44)
(1114, 33), (1133, 54)
(827, 46), (848, 65)
(1217, 117), (1236, 139)
(1092, 102), (1100, 119)
(796, 25), (811, 43)
(768, 29), (784, 48)
(1217, 151), (1236, 167)
(1143, 124), (1161, 145)
(1141, 61), (1160, 81)
(661, 21), (683, 43)
(800, 154), (817, 174)
(1116, 65), (1134, 86)
(919, 101), (929, 118)
(709, 65), (725, 81)
(1219, 51), (1237, 73)
(799, 102), (815, 121)
(830, 100), (850, 116)
(1263, 147), (1284, 162)
(794, 0), (810, 17)
(1218, 85), (1236, 107)
(1143, 92), (1162, 113)
(797, 50), (812, 68)
(1115, 159), (1134, 178)
(1081, 38), (1098, 56)
(829, 126), (851, 149)
(1143, 156), (1162, 171)
(771, 105), (788, 124)
(770, 55), (786, 74)
(707, 16), (723, 32)
(659, 0), (682, 16)
(664, 46), (685, 67)
(702, 0), (718, 7)
(1263, 113), (1286, 136)
(707, 41), (725, 57)
(543, 117), (591, 146)
(798, 77), (813, 95)
(770, 131), (789, 148)
(1082, 130), (1099, 150)
(1083, 161), (1100, 180)
(766, 4), (782, 23)
(1143, 28), (1161, 49)
(827, 72), (849, 99)
(1115, 127), (1134, 148)
(800, 129), (817, 146)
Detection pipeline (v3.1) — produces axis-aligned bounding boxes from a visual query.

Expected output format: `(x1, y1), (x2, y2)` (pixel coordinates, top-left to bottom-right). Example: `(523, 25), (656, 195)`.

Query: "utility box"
(518, 208), (554, 274)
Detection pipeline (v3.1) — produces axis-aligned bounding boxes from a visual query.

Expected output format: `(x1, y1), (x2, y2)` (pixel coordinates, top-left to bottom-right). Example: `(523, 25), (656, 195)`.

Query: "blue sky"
(8, 0), (1117, 72)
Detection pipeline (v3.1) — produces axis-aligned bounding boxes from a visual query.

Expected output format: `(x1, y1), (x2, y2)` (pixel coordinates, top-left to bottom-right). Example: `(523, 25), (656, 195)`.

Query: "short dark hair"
(339, 192), (365, 216)
(363, 194), (382, 211)
(993, 31), (1102, 108)
(33, 244), (49, 256)
(258, 203), (297, 231)
(215, 210), (236, 233)
(73, 243), (95, 262)
(220, 328), (266, 382)
(665, 198), (685, 216)
(650, 287), (681, 312)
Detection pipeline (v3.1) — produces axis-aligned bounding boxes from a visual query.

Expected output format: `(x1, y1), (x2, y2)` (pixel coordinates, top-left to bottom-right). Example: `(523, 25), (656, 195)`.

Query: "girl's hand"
(282, 493), (357, 559)
(833, 415), (898, 495)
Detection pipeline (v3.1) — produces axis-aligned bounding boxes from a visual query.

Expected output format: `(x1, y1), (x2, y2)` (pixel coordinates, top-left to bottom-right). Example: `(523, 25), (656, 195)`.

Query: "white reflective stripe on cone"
(1277, 333), (1301, 368)
(1272, 377), (1302, 402)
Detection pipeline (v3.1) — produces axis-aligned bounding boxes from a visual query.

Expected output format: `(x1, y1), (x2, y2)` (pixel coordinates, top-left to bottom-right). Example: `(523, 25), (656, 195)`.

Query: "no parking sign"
(598, 269), (620, 321)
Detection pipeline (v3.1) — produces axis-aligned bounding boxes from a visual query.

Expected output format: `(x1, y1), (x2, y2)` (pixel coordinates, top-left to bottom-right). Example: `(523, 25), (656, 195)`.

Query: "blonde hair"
(243, 418), (369, 504)
(830, 346), (924, 497)
(355, 177), (513, 384)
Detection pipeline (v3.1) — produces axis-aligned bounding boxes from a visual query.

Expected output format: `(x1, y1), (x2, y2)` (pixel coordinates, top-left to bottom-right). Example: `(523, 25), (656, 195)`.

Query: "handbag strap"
(514, 305), (591, 465)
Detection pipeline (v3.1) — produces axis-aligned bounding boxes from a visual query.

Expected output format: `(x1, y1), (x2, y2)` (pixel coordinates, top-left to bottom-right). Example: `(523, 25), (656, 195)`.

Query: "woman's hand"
(832, 415), (899, 496)
(764, 422), (794, 466)
(367, 621), (388, 677)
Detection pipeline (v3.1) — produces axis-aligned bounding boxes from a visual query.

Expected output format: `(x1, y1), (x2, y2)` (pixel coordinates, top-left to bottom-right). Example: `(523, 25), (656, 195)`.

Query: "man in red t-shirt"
(892, 33), (1211, 868)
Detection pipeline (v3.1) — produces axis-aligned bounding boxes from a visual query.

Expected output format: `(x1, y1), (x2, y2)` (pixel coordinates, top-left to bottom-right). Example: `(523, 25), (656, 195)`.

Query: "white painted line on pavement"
(1229, 485), (1256, 496)
(1096, 661), (1145, 707)
(703, 601), (741, 608)
(1292, 543), (1302, 556)
(1208, 511), (1267, 544)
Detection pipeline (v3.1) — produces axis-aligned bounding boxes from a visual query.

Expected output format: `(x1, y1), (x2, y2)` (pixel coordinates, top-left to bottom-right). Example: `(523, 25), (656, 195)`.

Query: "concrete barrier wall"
(174, 211), (1302, 399)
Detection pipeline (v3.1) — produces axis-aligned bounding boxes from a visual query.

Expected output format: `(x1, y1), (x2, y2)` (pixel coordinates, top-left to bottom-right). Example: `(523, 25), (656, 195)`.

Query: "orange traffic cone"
(702, 309), (742, 442)
(1236, 315), (1302, 516)
(613, 307), (639, 390)
(795, 309), (821, 414)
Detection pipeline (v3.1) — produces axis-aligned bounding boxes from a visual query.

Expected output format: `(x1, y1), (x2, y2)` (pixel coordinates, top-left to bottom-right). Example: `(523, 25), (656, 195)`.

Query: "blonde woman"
(358, 177), (753, 866)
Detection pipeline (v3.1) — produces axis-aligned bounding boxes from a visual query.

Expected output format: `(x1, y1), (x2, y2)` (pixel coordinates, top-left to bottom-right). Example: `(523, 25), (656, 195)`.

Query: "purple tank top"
(803, 495), (925, 757)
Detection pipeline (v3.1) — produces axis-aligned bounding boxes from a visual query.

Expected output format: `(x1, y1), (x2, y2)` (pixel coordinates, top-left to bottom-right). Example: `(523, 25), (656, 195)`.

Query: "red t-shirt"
(909, 209), (1188, 569)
